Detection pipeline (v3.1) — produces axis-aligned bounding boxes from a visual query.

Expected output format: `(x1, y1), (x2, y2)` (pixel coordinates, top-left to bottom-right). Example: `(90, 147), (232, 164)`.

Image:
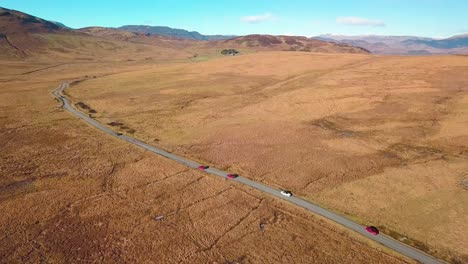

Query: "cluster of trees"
(220, 49), (239, 55)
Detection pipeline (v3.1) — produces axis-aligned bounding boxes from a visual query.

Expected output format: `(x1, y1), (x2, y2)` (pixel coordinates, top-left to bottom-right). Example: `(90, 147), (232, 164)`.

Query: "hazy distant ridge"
(118, 25), (236, 40)
(312, 34), (468, 54)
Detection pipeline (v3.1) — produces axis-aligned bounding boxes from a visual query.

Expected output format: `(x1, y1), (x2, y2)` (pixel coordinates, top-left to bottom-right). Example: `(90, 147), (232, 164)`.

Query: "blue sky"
(1, 0), (467, 38)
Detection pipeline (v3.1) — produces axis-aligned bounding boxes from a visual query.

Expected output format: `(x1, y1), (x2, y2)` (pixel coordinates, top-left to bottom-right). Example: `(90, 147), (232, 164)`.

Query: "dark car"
(365, 226), (379, 235)
(227, 174), (238, 179)
(198, 165), (209, 171)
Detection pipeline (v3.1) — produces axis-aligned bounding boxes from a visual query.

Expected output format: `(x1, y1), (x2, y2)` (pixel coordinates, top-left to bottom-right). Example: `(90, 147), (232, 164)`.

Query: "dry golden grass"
(68, 52), (468, 262)
(0, 57), (410, 263)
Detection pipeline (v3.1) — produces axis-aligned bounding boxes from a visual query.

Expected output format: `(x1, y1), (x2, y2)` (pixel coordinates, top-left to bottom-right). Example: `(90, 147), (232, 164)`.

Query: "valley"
(1, 5), (467, 264)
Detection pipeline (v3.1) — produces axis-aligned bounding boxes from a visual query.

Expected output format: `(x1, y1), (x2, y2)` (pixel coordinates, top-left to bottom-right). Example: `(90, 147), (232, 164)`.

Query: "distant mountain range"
(113, 28), (468, 54)
(79, 28), (369, 54)
(1, 5), (467, 58)
(0, 6), (369, 59)
(403, 34), (468, 49)
(118, 25), (236, 40)
(312, 34), (468, 54)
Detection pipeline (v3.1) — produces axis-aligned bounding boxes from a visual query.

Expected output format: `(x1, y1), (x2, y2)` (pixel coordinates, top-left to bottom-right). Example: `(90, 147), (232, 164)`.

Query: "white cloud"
(336, 16), (386, 27)
(240, 13), (274, 24)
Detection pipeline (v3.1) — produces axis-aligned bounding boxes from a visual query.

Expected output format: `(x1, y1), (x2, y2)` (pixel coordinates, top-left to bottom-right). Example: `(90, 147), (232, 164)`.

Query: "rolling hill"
(0, 7), (193, 60)
(0, 7), (369, 60)
(80, 29), (370, 55)
(118, 25), (236, 40)
(0, 7), (67, 58)
(216, 35), (370, 54)
(78, 27), (199, 50)
(0, 7), (67, 34)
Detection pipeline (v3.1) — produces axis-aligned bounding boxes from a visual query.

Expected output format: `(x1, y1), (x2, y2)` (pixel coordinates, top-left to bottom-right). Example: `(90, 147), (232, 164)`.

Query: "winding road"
(53, 82), (443, 264)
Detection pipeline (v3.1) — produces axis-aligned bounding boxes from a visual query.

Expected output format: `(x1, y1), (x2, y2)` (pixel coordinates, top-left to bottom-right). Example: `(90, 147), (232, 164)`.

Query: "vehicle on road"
(227, 174), (238, 179)
(198, 165), (209, 171)
(365, 226), (379, 235)
(116, 132), (123, 136)
(54, 82), (444, 264)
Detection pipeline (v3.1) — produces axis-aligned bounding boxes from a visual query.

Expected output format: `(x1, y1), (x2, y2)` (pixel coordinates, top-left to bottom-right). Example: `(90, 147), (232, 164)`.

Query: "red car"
(198, 165), (209, 171)
(365, 226), (379, 235)
(227, 174), (238, 179)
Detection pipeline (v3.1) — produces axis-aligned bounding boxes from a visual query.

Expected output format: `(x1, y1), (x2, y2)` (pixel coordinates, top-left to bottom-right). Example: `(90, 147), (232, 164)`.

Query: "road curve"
(53, 82), (443, 264)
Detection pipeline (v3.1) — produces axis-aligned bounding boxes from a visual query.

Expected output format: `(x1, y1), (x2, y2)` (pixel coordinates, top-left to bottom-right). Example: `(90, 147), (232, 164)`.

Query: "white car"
(280, 190), (292, 197)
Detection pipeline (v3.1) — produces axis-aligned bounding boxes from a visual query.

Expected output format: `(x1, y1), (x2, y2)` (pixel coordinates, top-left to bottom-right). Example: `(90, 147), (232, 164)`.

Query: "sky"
(1, 0), (467, 38)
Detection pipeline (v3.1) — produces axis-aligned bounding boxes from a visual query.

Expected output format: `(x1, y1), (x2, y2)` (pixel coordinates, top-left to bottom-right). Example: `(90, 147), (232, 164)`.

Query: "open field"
(0, 59), (412, 263)
(2, 5), (467, 263)
(66, 52), (468, 262)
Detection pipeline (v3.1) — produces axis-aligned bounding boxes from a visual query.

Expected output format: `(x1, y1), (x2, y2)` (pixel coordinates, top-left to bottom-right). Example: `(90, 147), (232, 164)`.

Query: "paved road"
(54, 82), (443, 264)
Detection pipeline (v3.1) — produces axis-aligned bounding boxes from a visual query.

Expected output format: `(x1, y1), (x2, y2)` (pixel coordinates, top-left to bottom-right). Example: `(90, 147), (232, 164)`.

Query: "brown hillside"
(0, 9), (192, 61)
(85, 27), (370, 55)
(214, 34), (370, 54)
(78, 27), (138, 40)
(0, 7), (65, 34)
(0, 8), (369, 60)
(0, 7), (68, 58)
(78, 27), (198, 50)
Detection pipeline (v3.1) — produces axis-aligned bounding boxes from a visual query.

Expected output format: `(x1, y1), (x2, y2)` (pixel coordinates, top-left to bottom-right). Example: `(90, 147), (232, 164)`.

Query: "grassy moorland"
(68, 52), (468, 262)
(1, 6), (466, 263)
(0, 53), (409, 262)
